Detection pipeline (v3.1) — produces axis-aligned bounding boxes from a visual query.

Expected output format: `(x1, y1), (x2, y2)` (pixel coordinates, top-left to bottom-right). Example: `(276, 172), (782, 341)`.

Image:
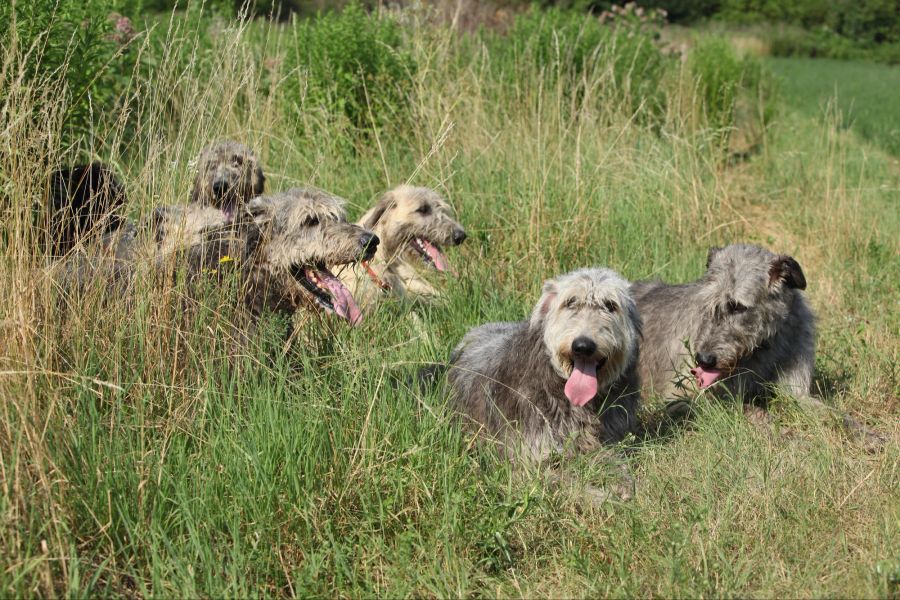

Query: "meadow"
(0, 4), (897, 597)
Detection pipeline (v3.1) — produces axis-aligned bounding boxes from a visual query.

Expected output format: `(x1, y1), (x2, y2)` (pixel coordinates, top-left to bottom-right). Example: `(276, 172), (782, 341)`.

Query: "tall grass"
(1, 5), (897, 596)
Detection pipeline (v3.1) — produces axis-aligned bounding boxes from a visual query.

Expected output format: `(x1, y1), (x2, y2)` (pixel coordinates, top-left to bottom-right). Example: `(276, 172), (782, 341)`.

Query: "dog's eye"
(727, 300), (748, 314)
(416, 204), (431, 215)
(603, 300), (618, 313)
(564, 297), (577, 309)
(304, 216), (320, 227)
(233, 156), (244, 166)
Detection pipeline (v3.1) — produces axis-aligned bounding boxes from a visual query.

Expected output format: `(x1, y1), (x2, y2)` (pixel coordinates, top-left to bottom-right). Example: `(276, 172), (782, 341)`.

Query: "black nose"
(695, 352), (717, 369)
(571, 336), (597, 357)
(212, 180), (228, 198)
(452, 228), (467, 245)
(360, 232), (379, 260)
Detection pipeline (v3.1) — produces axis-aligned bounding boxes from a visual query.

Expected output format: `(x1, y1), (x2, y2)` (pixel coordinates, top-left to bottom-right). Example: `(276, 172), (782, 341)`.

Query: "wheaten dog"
(339, 185), (466, 306)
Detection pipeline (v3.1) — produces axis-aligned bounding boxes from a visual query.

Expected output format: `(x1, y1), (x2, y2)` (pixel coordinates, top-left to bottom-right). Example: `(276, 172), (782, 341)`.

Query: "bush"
(688, 36), (773, 141)
(283, 2), (416, 132)
(0, 0), (134, 147)
(500, 7), (669, 121)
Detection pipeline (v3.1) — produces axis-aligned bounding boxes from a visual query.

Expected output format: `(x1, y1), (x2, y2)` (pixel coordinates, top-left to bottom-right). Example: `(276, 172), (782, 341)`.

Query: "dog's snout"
(452, 228), (467, 245)
(695, 352), (717, 369)
(571, 336), (597, 357)
(360, 232), (379, 260)
(212, 179), (229, 197)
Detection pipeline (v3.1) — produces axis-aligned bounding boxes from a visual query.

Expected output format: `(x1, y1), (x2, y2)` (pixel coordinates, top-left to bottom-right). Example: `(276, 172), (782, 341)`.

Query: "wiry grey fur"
(186, 187), (378, 320)
(632, 243), (878, 444)
(447, 268), (641, 503)
(633, 244), (814, 400)
(341, 185), (466, 305)
(190, 140), (265, 215)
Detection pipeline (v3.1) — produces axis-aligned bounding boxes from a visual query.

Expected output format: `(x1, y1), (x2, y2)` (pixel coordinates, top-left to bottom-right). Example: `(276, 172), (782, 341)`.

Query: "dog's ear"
(530, 279), (558, 330)
(769, 255), (807, 290)
(247, 196), (274, 225)
(360, 192), (395, 229)
(251, 156), (265, 197)
(706, 246), (722, 269)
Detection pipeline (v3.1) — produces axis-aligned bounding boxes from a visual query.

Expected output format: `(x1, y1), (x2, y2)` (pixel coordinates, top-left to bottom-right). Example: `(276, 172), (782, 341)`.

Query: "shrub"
(0, 0), (133, 147)
(688, 35), (773, 142)
(283, 2), (416, 132)
(500, 7), (669, 121)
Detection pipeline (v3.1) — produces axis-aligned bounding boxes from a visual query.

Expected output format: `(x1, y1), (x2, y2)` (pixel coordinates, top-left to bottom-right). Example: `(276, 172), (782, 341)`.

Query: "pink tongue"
(564, 358), (599, 407)
(318, 269), (363, 326)
(690, 366), (722, 389)
(419, 239), (449, 272)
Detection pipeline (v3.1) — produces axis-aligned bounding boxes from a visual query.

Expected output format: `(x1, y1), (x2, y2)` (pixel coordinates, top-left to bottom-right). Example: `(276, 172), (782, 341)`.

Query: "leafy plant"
(283, 2), (416, 132)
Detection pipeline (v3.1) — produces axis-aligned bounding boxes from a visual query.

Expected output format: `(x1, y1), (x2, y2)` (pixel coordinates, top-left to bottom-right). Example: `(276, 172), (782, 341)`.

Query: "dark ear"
(246, 197), (274, 225)
(769, 255), (806, 290)
(252, 160), (265, 197)
(190, 171), (203, 203)
(360, 193), (394, 229)
(706, 246), (722, 269)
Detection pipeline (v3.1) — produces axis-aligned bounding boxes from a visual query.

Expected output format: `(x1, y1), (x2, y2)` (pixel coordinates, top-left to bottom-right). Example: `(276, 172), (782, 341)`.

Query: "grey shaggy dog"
(52, 187), (378, 327)
(190, 140), (265, 219)
(184, 187), (379, 325)
(447, 268), (641, 503)
(341, 185), (466, 306)
(632, 243), (877, 442)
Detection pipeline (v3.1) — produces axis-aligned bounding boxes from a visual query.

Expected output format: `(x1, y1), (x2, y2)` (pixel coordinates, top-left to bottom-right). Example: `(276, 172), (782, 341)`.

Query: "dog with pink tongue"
(447, 267), (642, 505)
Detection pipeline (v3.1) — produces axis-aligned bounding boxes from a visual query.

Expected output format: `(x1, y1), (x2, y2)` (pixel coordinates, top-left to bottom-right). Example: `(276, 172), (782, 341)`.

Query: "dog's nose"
(571, 336), (597, 357)
(212, 179), (228, 198)
(360, 232), (379, 260)
(695, 352), (717, 369)
(452, 228), (467, 245)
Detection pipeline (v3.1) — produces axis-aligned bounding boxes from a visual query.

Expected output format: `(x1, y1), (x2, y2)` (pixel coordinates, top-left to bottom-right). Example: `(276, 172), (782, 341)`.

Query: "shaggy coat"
(341, 185), (466, 306)
(190, 140), (265, 218)
(631, 244), (815, 403)
(47, 162), (128, 257)
(448, 268), (641, 463)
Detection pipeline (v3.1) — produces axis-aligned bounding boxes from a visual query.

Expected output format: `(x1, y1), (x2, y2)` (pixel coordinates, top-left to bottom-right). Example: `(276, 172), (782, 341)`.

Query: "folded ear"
(529, 279), (558, 330)
(252, 160), (265, 197)
(706, 246), (722, 269)
(247, 196), (274, 225)
(360, 192), (395, 229)
(769, 255), (807, 290)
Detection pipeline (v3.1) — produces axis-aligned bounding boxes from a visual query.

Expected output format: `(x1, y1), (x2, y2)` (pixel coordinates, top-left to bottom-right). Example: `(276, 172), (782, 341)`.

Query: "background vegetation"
(1, 0), (897, 596)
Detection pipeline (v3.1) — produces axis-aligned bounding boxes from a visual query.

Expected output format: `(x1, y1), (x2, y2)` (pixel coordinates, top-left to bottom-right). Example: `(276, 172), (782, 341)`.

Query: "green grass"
(769, 57), (900, 156)
(1, 8), (898, 597)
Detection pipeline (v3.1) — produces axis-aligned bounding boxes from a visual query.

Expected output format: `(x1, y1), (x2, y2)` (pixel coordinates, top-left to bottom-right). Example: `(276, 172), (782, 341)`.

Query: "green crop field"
(1, 5), (897, 597)
(770, 57), (900, 157)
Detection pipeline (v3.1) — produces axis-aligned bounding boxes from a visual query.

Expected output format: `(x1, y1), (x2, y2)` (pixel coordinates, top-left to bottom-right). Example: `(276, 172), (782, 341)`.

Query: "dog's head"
(359, 185), (466, 272)
(691, 244), (807, 388)
(248, 188), (379, 326)
(530, 268), (641, 407)
(190, 140), (264, 218)
(49, 162), (128, 255)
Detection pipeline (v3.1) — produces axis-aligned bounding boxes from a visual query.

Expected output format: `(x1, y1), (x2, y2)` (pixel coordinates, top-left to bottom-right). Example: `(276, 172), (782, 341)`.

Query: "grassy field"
(1, 7), (898, 597)
(769, 57), (900, 157)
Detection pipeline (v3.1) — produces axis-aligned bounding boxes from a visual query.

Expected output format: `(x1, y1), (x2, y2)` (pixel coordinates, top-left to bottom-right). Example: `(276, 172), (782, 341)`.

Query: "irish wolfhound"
(447, 267), (641, 504)
(340, 185), (466, 305)
(184, 187), (379, 325)
(190, 140), (265, 219)
(47, 162), (128, 257)
(632, 243), (876, 442)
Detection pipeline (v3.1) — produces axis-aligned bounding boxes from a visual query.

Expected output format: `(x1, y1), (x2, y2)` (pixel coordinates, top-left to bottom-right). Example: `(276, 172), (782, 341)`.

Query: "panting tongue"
(419, 239), (449, 272)
(318, 268), (363, 326)
(564, 358), (599, 407)
(690, 366), (722, 389)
